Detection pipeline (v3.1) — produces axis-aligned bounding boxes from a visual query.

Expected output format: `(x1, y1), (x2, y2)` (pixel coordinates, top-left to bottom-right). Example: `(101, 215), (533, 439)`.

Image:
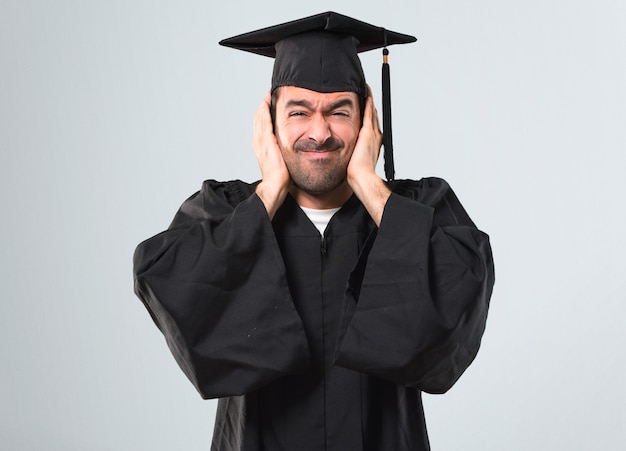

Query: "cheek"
(334, 123), (359, 147)
(276, 122), (304, 147)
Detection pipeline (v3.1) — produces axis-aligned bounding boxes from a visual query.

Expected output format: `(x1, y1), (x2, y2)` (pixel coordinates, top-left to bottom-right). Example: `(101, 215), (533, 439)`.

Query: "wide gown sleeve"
(133, 180), (310, 399)
(335, 178), (495, 394)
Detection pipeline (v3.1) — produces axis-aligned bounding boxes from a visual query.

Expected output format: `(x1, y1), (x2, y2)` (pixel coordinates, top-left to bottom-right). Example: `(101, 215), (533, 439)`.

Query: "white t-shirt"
(300, 206), (341, 236)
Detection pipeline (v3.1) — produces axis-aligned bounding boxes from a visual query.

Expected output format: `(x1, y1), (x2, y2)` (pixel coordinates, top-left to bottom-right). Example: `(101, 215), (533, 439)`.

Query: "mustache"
(293, 137), (344, 152)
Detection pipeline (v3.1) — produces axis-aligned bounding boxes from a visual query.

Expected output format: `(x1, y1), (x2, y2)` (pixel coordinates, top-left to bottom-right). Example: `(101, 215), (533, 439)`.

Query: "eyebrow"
(284, 97), (356, 113)
(327, 98), (356, 112)
(284, 99), (315, 110)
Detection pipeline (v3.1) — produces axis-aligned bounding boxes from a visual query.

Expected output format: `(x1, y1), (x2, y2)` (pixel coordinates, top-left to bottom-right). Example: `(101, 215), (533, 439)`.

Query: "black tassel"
(382, 47), (395, 181)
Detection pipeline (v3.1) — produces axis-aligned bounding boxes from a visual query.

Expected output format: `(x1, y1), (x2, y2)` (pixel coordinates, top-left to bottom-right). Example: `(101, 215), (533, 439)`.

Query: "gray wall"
(1, 1), (625, 449)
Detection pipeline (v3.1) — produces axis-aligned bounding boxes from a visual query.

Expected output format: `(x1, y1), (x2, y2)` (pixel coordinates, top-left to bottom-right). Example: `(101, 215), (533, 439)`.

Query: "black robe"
(133, 177), (495, 450)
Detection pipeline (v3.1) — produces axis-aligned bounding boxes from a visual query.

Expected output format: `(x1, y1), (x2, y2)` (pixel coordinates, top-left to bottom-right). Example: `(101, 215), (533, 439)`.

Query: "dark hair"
(270, 87), (366, 129)
(270, 88), (279, 127)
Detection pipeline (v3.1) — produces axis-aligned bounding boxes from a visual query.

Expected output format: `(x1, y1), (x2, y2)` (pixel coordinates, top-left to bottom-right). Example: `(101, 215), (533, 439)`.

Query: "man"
(134, 11), (495, 451)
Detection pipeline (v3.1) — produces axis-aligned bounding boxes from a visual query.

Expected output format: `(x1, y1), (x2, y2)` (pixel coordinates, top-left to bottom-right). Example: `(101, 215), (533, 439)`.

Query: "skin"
(253, 85), (391, 226)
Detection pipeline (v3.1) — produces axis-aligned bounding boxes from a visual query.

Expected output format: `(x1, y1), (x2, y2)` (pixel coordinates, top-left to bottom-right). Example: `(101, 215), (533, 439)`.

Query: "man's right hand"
(252, 91), (291, 220)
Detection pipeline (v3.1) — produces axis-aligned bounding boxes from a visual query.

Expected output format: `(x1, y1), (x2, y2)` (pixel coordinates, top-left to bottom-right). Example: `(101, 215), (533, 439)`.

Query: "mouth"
(294, 138), (344, 154)
(301, 148), (340, 153)
(300, 149), (341, 160)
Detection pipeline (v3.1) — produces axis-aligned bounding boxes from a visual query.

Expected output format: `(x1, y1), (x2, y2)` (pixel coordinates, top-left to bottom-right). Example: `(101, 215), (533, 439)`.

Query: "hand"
(347, 86), (384, 182)
(346, 86), (391, 226)
(252, 91), (291, 219)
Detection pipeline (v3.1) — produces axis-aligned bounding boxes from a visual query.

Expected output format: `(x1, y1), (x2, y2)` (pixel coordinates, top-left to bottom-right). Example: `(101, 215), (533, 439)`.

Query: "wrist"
(255, 180), (289, 220)
(348, 173), (390, 226)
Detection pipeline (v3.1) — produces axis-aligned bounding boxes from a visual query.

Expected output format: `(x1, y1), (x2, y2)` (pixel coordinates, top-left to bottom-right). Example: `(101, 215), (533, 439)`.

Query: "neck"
(290, 181), (353, 209)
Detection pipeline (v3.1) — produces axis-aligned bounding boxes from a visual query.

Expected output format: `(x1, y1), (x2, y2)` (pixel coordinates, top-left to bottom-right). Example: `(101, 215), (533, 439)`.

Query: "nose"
(307, 114), (332, 144)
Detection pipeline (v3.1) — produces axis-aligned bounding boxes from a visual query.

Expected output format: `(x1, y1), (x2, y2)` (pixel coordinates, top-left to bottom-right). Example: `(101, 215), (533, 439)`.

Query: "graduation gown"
(133, 177), (495, 451)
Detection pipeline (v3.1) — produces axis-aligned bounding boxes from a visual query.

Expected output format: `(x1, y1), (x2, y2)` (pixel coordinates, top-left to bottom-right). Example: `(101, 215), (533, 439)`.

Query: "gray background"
(1, 0), (625, 449)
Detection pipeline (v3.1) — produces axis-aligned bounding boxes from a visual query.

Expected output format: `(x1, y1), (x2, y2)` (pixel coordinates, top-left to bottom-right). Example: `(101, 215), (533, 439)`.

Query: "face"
(273, 86), (361, 197)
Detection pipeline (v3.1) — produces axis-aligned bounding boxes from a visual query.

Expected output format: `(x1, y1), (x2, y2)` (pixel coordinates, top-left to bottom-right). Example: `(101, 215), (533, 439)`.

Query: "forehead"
(277, 86), (359, 107)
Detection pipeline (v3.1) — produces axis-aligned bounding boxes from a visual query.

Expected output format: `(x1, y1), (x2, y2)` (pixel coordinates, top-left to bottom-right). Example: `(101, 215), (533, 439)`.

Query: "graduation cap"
(219, 11), (416, 181)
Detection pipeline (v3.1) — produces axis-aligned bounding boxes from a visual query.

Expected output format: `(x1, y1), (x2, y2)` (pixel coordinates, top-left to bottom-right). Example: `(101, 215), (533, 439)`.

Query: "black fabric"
(219, 11), (416, 58)
(382, 52), (394, 180)
(133, 177), (495, 450)
(272, 31), (366, 97)
(219, 11), (416, 98)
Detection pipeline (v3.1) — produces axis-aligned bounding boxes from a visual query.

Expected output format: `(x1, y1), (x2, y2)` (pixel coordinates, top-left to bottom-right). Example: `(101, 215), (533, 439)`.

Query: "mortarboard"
(219, 11), (416, 181)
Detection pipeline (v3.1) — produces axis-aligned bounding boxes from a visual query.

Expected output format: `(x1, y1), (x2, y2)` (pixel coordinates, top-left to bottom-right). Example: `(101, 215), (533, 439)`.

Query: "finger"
(366, 101), (381, 138)
(363, 85), (382, 132)
(372, 104), (380, 131)
(253, 92), (272, 150)
(255, 92), (272, 128)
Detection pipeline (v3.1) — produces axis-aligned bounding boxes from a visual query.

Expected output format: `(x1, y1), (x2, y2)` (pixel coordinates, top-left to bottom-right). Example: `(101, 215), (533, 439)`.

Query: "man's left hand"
(347, 86), (391, 226)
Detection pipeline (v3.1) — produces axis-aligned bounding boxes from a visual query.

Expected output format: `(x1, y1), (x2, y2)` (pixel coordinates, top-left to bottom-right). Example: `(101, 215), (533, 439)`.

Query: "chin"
(295, 178), (347, 196)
